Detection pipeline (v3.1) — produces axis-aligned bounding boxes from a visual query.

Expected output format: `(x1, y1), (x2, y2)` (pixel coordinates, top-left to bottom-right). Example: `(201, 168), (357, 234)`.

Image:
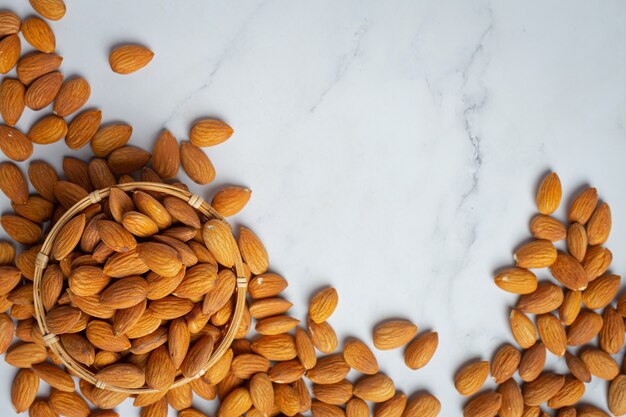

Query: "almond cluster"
(456, 172), (619, 417)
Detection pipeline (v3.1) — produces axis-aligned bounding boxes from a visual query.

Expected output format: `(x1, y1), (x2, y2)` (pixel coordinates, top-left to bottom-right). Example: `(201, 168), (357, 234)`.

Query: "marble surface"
(2, 0), (626, 415)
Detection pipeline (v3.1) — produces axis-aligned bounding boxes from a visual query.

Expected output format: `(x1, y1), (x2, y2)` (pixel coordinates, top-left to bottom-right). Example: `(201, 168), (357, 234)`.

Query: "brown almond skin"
(547, 374), (584, 408)
(151, 129), (179, 179)
(100, 276), (148, 309)
(601, 306), (625, 355)
(0, 11), (20, 36)
(0, 126), (33, 162)
(211, 186), (251, 217)
(91, 123), (132, 157)
(609, 374), (626, 416)
(109, 45), (154, 74)
(580, 348), (619, 380)
(373, 320), (418, 350)
(530, 214), (566, 242)
(536, 172), (561, 214)
(549, 252), (588, 291)
(490, 343), (520, 384)
(96, 363), (145, 389)
(514, 239), (557, 268)
(463, 392), (502, 417)
(21, 17), (55, 53)
(0, 78), (25, 126)
(30, 0), (67, 21)
(559, 289), (582, 326)
(66, 109), (102, 150)
(518, 342), (546, 382)
(11, 369), (39, 413)
(583, 274), (620, 310)
(17, 52), (62, 85)
(568, 187), (598, 224)
(181, 141), (216, 184)
(190, 118), (233, 147)
(517, 282), (563, 315)
(24, 71), (62, 110)
(509, 309), (537, 349)
(403, 393), (440, 417)
(0, 161), (29, 204)
(497, 379), (523, 417)
(522, 373), (564, 406)
(404, 331), (438, 371)
(455, 361), (489, 396)
(567, 222), (588, 262)
(0, 34), (20, 74)
(582, 245), (612, 282)
(587, 202), (611, 245)
(567, 310), (603, 346)
(494, 268), (537, 295)
(536, 313), (566, 357)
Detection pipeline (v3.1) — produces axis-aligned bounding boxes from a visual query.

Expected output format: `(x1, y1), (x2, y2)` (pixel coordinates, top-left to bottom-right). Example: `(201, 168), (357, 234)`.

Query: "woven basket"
(32, 182), (248, 394)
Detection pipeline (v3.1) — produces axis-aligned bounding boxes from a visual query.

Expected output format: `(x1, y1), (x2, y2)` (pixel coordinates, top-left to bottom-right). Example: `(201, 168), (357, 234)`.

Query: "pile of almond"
(0, 2), (444, 417)
(454, 172), (620, 417)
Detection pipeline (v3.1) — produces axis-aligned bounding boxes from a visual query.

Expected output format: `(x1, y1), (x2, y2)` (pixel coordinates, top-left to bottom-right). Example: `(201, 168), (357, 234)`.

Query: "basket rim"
(32, 181), (248, 394)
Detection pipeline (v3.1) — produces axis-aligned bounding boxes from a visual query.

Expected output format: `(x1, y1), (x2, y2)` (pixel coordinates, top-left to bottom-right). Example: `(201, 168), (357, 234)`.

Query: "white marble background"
(2, 0), (626, 415)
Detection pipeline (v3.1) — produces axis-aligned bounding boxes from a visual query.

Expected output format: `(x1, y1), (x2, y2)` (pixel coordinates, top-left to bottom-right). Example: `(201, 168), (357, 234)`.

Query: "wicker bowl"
(32, 182), (248, 394)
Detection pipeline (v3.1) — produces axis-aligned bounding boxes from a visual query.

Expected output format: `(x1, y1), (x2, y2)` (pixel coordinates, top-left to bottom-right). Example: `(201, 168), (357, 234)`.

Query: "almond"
(32, 362), (74, 392)
(181, 141), (215, 184)
(581, 348), (619, 380)
(547, 374), (584, 408)
(230, 353), (271, 379)
(100, 276), (148, 309)
(122, 211), (159, 238)
(583, 273), (620, 310)
(568, 310), (603, 346)
(24, 71), (63, 110)
(582, 246), (612, 281)
(211, 186), (251, 217)
(130, 326), (168, 355)
(0, 266), (20, 295)
(133, 191), (172, 229)
(536, 313), (566, 357)
(162, 196), (200, 228)
(150, 295), (194, 320)
(249, 273), (288, 299)
(168, 318), (190, 369)
(91, 123), (133, 157)
(86, 320), (131, 352)
(103, 249), (149, 277)
(45, 305), (82, 334)
(269, 359), (306, 384)
(13, 195), (54, 223)
(306, 354), (350, 385)
(256, 315), (300, 335)
(53, 76), (90, 117)
(250, 297), (293, 320)
(463, 392), (502, 417)
(95, 363), (145, 390)
(21, 17), (55, 53)
(514, 239), (557, 268)
(28, 160), (57, 201)
(373, 320), (417, 350)
(28, 401), (58, 417)
(65, 109), (101, 149)
(518, 342), (546, 382)
(1, 214), (42, 245)
(88, 158), (115, 190)
(218, 387), (252, 417)
(0, 313), (14, 352)
(0, 162), (28, 204)
(550, 252), (587, 291)
(151, 129), (179, 178)
(5, 342), (47, 367)
(404, 331), (438, 371)
(559, 289), (582, 326)
(536, 172), (561, 214)
(0, 11), (20, 35)
(353, 373), (395, 402)
(125, 310), (161, 339)
(489, 343), (520, 384)
(138, 242), (183, 277)
(403, 393), (440, 417)
(494, 268), (537, 295)
(168, 384), (193, 410)
(109, 45), (154, 74)
(497, 379), (523, 417)
(0, 78), (25, 125)
(108, 146), (151, 175)
(17, 52), (62, 85)
(308, 318), (338, 353)
(517, 282), (563, 314)
(568, 187), (598, 224)
(29, 114), (67, 144)
(250, 373), (274, 415)
(52, 213), (85, 260)
(49, 390), (90, 417)
(587, 202), (611, 245)
(306, 287), (338, 324)
(600, 306), (624, 355)
(454, 360), (489, 396)
(30, 0), (66, 20)
(522, 372), (564, 406)
(0, 34), (20, 74)
(147, 267), (186, 301)
(509, 309), (537, 349)
(567, 223), (587, 262)
(172, 263), (214, 299)
(112, 299), (146, 336)
(108, 187), (135, 222)
(54, 180), (88, 209)
(251, 334), (297, 361)
(311, 402), (345, 417)
(374, 393), (407, 417)
(59, 333), (95, 365)
(190, 377), (216, 401)
(11, 369), (39, 413)
(0, 125), (33, 161)
(530, 214), (566, 241)
(609, 374), (626, 416)
(202, 219), (238, 268)
(97, 219), (137, 253)
(190, 119), (233, 147)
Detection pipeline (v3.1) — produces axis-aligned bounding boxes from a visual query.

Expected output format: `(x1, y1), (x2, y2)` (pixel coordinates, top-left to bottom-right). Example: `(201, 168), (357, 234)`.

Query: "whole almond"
(168, 318), (190, 369)
(134, 191), (172, 229)
(374, 393), (406, 417)
(250, 298), (293, 319)
(21, 17), (55, 53)
(494, 268), (537, 295)
(32, 363), (74, 392)
(609, 375), (626, 416)
(49, 391), (89, 417)
(509, 309), (537, 349)
(536, 313), (566, 357)
(109, 187), (134, 222)
(582, 245), (612, 281)
(0, 11), (20, 35)
(103, 249), (149, 277)
(373, 320), (417, 350)
(16, 52), (62, 85)
(256, 315), (300, 336)
(109, 45), (154, 74)
(5, 342), (47, 367)
(306, 354), (350, 385)
(28, 401), (58, 417)
(559, 289), (582, 326)
(403, 393), (440, 417)
(28, 160), (57, 201)
(230, 353), (271, 379)
(203, 348), (233, 385)
(97, 220), (137, 253)
(455, 361), (489, 396)
(1, 214), (42, 245)
(150, 295), (194, 320)
(583, 274), (620, 310)
(517, 282), (563, 315)
(113, 299), (146, 336)
(547, 374), (584, 408)
(568, 187), (598, 224)
(341, 337), (378, 375)
(0, 162), (28, 204)
(463, 392), (502, 417)
(518, 342), (546, 382)
(11, 369), (39, 413)
(530, 214), (566, 241)
(147, 266), (186, 301)
(568, 310), (603, 346)
(536, 172), (561, 214)
(45, 305), (81, 334)
(490, 343), (520, 384)
(138, 242), (183, 277)
(250, 373), (274, 415)
(307, 318), (338, 353)
(202, 219), (238, 268)
(108, 146), (151, 175)
(122, 211), (159, 238)
(97, 363), (145, 389)
(497, 379), (523, 417)
(587, 202), (611, 245)
(218, 387), (252, 417)
(0, 312), (14, 352)
(0, 78), (25, 126)
(29, 114), (67, 144)
(308, 287), (338, 324)
(91, 123), (132, 157)
(66, 109), (102, 149)
(599, 306), (624, 354)
(86, 320), (131, 352)
(190, 374), (217, 401)
(100, 276), (148, 309)
(30, 0), (66, 20)
(130, 326), (168, 354)
(0, 34), (20, 74)
(550, 252), (587, 291)
(249, 273), (288, 299)
(181, 141), (215, 184)
(162, 196), (200, 228)
(13, 195), (54, 223)
(53, 77), (90, 117)
(24, 71), (63, 110)
(404, 331), (438, 371)
(0, 266), (20, 295)
(60, 333), (95, 366)
(567, 223), (587, 262)
(211, 186), (251, 217)
(251, 334), (297, 361)
(88, 158), (116, 189)
(52, 213), (85, 260)
(150, 129), (180, 178)
(190, 119), (233, 147)
(351, 373), (395, 403)
(0, 125), (33, 161)
(565, 352), (591, 382)
(581, 348), (619, 380)
(68, 293), (115, 319)
(124, 310), (160, 339)
(269, 359), (306, 384)
(311, 402), (345, 417)
(514, 239), (557, 269)
(522, 372), (564, 406)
